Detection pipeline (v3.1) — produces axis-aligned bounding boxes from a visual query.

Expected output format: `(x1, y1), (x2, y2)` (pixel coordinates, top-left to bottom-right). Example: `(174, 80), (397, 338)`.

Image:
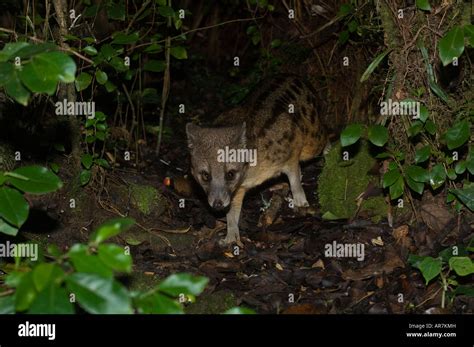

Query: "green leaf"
(83, 46), (98, 56)
(406, 177), (424, 195)
(111, 32), (139, 45)
(408, 120), (423, 137)
(47, 244), (62, 258)
(340, 124), (363, 147)
(20, 51), (76, 95)
(80, 169), (92, 186)
(15, 272), (37, 311)
(107, 2), (126, 21)
(439, 26), (465, 66)
(157, 273), (208, 296)
(170, 46), (188, 60)
(125, 237), (143, 246)
(98, 44), (116, 61)
(144, 60), (166, 72)
(224, 307), (256, 314)
(418, 104), (429, 122)
(75, 72), (92, 92)
(110, 57), (128, 72)
(408, 254), (425, 268)
(104, 81), (116, 92)
(0, 187), (29, 227)
(270, 39), (282, 49)
(174, 18), (183, 30)
(81, 154), (93, 169)
(32, 263), (64, 292)
(383, 169), (401, 188)
(89, 218), (135, 244)
(95, 70), (108, 85)
(416, 256), (442, 284)
(416, 0), (431, 11)
(98, 244), (132, 273)
(445, 120), (469, 150)
(449, 257), (474, 276)
(429, 164), (446, 190)
(95, 158), (110, 169)
(424, 119), (437, 135)
(144, 44), (163, 54)
(406, 165), (429, 183)
(415, 146), (431, 163)
(450, 185), (474, 211)
(455, 160), (466, 174)
(66, 273), (132, 314)
(0, 218), (19, 236)
(15, 43), (56, 59)
(439, 245), (468, 262)
(68, 244), (113, 277)
(360, 49), (391, 82)
(135, 292), (183, 314)
(158, 6), (175, 17)
(338, 30), (349, 45)
(0, 295), (15, 314)
(0, 63), (30, 105)
(0, 42), (29, 62)
(50, 162), (60, 173)
(466, 154), (474, 175)
(446, 168), (457, 180)
(28, 282), (74, 314)
(454, 285), (474, 297)
(389, 176), (404, 200)
(338, 3), (352, 16)
(95, 111), (106, 121)
(7, 166), (63, 194)
(367, 125), (388, 147)
(96, 131), (106, 141)
(348, 20), (358, 33)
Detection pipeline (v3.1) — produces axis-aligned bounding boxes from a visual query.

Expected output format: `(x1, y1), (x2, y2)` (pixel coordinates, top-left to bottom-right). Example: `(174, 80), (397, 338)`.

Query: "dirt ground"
(19, 134), (473, 315)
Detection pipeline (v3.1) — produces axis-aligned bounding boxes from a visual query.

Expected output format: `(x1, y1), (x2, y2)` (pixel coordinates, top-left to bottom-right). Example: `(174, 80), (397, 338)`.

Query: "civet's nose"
(212, 200), (224, 210)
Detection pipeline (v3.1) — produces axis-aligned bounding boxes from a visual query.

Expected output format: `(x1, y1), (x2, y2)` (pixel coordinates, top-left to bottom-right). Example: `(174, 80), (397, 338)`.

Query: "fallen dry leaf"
(371, 236), (384, 246)
(341, 246), (404, 281)
(392, 225), (409, 242)
(311, 259), (325, 269)
(420, 203), (454, 234)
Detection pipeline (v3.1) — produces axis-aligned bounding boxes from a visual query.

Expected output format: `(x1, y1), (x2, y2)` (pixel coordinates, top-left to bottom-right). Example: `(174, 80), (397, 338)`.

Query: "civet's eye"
(201, 171), (211, 182)
(225, 170), (236, 181)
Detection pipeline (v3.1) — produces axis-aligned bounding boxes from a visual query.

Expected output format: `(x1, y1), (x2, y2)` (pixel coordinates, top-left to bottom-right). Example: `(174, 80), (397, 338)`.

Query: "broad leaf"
(66, 273), (132, 314)
(7, 166), (62, 194)
(0, 187), (29, 227)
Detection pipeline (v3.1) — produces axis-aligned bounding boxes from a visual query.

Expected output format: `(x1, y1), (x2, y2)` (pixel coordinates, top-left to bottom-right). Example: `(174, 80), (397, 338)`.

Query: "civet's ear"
(233, 122), (246, 148)
(186, 123), (200, 149)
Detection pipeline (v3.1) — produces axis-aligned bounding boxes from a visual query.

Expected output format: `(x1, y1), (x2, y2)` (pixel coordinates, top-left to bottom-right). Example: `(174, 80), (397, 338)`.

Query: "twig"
(156, 1), (172, 156)
(130, 16), (265, 52)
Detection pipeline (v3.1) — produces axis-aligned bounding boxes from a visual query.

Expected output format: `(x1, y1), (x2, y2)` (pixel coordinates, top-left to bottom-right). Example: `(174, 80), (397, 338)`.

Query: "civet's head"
(186, 123), (248, 211)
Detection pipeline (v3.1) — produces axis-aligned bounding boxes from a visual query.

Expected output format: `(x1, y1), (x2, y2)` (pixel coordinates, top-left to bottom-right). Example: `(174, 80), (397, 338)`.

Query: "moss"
(361, 196), (388, 223)
(185, 291), (237, 314)
(318, 141), (386, 219)
(0, 142), (15, 172)
(128, 271), (159, 292)
(129, 183), (166, 216)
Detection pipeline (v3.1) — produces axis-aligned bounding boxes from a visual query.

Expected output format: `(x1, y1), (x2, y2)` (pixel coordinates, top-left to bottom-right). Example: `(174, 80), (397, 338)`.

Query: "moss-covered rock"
(129, 183), (167, 216)
(0, 142), (15, 172)
(318, 141), (386, 220)
(185, 291), (237, 314)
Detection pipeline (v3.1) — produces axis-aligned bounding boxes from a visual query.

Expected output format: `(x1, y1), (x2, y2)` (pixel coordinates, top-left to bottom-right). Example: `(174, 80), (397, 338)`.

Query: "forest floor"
(19, 134), (473, 314)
